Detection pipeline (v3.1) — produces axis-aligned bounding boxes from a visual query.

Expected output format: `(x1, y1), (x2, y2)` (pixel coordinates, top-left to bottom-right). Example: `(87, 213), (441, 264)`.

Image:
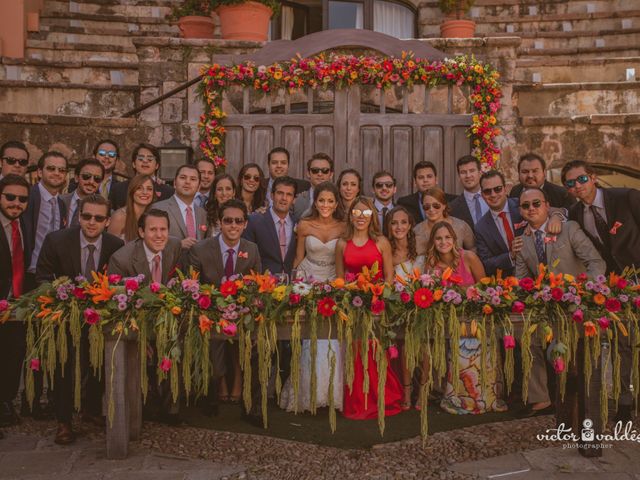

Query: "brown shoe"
(54, 422), (75, 445)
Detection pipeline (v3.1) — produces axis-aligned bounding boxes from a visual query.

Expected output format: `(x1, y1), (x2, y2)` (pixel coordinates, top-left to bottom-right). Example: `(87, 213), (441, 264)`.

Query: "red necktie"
(224, 248), (235, 280)
(11, 220), (24, 298)
(152, 254), (162, 284)
(185, 205), (196, 238)
(498, 212), (514, 249)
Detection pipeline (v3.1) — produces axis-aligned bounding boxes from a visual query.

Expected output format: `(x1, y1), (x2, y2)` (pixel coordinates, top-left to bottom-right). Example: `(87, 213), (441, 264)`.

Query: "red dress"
(342, 239), (403, 420)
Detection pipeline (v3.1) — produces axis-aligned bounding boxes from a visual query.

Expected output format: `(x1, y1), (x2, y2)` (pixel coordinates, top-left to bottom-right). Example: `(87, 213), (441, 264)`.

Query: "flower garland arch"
(197, 53), (502, 171)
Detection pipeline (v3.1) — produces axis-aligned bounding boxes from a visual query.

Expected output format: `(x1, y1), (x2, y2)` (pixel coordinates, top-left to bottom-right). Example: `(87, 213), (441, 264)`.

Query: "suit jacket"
(153, 196), (208, 241)
(293, 189), (313, 222)
(107, 237), (182, 284)
(568, 187), (640, 273)
(515, 220), (606, 279)
(242, 210), (296, 275)
(60, 192), (80, 227)
(475, 198), (526, 277)
(23, 184), (67, 257)
(109, 178), (173, 211)
(188, 236), (261, 285)
(509, 181), (575, 210)
(449, 194), (475, 231)
(397, 191), (458, 223)
(0, 215), (32, 299)
(35, 227), (124, 284)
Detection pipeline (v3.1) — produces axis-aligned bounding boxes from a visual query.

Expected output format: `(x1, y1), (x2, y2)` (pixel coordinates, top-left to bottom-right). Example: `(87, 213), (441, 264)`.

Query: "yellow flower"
(474, 64), (484, 74)
(237, 295), (246, 304)
(350, 71), (358, 80)
(489, 116), (496, 125)
(272, 285), (287, 302)
(273, 70), (283, 80)
(211, 137), (221, 145)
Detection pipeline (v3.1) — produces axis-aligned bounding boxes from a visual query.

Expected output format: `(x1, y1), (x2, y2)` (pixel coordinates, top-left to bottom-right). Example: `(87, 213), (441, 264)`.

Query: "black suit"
(242, 210), (296, 275)
(397, 191), (458, 223)
(108, 178), (174, 211)
(509, 182), (575, 210)
(36, 227), (124, 423)
(449, 194), (475, 231)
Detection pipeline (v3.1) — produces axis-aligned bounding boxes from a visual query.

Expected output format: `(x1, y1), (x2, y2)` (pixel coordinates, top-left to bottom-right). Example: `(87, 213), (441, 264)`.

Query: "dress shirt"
(270, 207), (293, 251)
(374, 198), (394, 228)
(463, 189), (488, 224)
(219, 235), (240, 272)
(174, 195), (197, 232)
(29, 182), (60, 272)
(531, 220), (549, 237)
(142, 241), (163, 277)
(194, 191), (209, 209)
(80, 230), (102, 276)
(490, 202), (515, 249)
(67, 191), (80, 226)
(581, 188), (607, 243)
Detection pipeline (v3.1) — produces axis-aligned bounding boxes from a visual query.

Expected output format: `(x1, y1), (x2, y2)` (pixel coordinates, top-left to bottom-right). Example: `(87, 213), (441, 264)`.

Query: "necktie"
(185, 205), (196, 238)
(498, 211), (514, 249)
(85, 244), (96, 280)
(381, 206), (388, 223)
(473, 193), (482, 224)
(11, 220), (24, 298)
(49, 197), (58, 230)
(200, 194), (209, 209)
(224, 248), (235, 279)
(278, 219), (287, 260)
(590, 205), (610, 247)
(152, 254), (162, 284)
(534, 230), (547, 265)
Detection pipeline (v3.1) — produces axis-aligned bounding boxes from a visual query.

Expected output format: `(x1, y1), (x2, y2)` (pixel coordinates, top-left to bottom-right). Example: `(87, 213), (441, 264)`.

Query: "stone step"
(515, 29), (640, 51)
(515, 56), (640, 83)
(513, 81), (640, 116)
(42, 0), (174, 19)
(30, 30), (135, 48)
(0, 80), (138, 117)
(25, 38), (138, 63)
(39, 14), (179, 37)
(520, 44), (640, 60)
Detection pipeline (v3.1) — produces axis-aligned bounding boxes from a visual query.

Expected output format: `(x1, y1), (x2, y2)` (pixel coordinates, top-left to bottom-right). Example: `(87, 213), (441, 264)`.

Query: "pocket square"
(514, 220), (528, 230)
(544, 235), (557, 244)
(238, 251), (249, 259)
(610, 221), (623, 235)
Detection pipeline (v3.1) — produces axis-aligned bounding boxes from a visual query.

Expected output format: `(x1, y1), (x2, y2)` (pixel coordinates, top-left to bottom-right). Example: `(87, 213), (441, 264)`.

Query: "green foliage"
(438, 0), (475, 17)
(169, 0), (279, 20)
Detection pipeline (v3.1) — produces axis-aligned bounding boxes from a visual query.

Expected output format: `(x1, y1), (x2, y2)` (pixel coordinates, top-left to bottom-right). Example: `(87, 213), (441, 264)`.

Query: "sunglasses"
(351, 208), (373, 218)
(1, 192), (28, 203)
(564, 174), (590, 188)
(242, 174), (261, 182)
(310, 167), (331, 175)
(374, 181), (394, 189)
(481, 185), (504, 196)
(221, 217), (246, 225)
(97, 149), (117, 158)
(80, 173), (103, 183)
(44, 165), (68, 173)
(423, 203), (442, 211)
(520, 199), (543, 210)
(2, 156), (29, 167)
(80, 213), (108, 223)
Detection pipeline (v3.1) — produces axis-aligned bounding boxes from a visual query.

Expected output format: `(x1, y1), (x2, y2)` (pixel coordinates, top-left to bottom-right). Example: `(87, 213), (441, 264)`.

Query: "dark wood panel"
(251, 127), (274, 168)
(282, 126), (305, 179)
(390, 126), (413, 197)
(224, 126), (245, 178)
(312, 126), (335, 160)
(360, 126), (382, 196)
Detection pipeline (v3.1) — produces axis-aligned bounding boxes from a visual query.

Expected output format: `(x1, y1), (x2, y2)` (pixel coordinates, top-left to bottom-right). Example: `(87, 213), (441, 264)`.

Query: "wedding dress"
(279, 236), (344, 412)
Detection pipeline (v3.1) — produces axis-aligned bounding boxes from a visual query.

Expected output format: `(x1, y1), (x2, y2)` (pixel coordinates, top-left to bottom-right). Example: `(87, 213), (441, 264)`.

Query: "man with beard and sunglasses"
(36, 195), (124, 445)
(61, 159), (105, 227)
(68, 140), (122, 197)
(0, 175), (32, 438)
(0, 141), (30, 180)
(293, 153), (333, 221)
(372, 171), (396, 233)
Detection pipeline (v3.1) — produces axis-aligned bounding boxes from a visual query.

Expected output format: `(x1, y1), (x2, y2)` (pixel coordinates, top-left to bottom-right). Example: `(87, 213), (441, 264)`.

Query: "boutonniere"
(514, 220), (528, 230)
(199, 224), (207, 232)
(238, 251), (249, 259)
(610, 221), (623, 235)
(155, 191), (161, 198)
(544, 235), (557, 244)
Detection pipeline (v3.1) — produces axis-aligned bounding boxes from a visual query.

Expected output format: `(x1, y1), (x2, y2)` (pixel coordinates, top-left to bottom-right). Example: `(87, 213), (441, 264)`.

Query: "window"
(373, 0), (414, 39)
(328, 1), (363, 29)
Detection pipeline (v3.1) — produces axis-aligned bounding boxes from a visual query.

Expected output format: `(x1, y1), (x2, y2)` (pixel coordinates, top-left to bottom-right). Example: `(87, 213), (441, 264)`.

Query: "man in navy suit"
(397, 161), (457, 223)
(509, 153), (574, 209)
(449, 155), (489, 232)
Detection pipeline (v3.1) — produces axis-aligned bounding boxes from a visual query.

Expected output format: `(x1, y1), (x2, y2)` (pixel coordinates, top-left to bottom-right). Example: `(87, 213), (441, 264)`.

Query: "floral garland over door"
(197, 53), (502, 171)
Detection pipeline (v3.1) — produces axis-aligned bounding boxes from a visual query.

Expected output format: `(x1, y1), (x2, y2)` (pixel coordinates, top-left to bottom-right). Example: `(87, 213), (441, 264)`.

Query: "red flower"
(108, 274), (122, 284)
(511, 301), (525, 314)
(577, 273), (588, 283)
(519, 277), (534, 291)
(598, 316), (611, 330)
(616, 278), (628, 289)
(388, 345), (399, 359)
(414, 288), (434, 308)
(551, 288), (563, 302)
(150, 282), (161, 293)
(370, 299), (385, 315)
(83, 308), (100, 325)
(400, 291), (411, 304)
(222, 322), (237, 337)
(0, 299), (7, 312)
(197, 294), (212, 309)
(72, 287), (87, 300)
(553, 357), (565, 374)
(124, 278), (139, 292)
(572, 309), (584, 323)
(159, 357), (172, 372)
(503, 335), (516, 349)
(317, 297), (336, 317)
(605, 298), (621, 313)
(220, 280), (238, 297)
(29, 358), (40, 371)
(289, 293), (301, 305)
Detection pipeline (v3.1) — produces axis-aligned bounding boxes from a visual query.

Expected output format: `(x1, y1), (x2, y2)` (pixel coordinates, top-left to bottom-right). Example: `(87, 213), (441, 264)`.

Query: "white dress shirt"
(29, 182), (60, 272)
(490, 202), (514, 249)
(374, 198), (394, 229)
(463, 189), (488, 224)
(270, 207), (293, 252)
(174, 195), (197, 233)
(142, 241), (163, 277)
(219, 235), (240, 272)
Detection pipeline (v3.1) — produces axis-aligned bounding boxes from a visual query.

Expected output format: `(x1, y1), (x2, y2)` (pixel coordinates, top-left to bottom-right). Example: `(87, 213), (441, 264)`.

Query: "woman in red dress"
(335, 196), (403, 419)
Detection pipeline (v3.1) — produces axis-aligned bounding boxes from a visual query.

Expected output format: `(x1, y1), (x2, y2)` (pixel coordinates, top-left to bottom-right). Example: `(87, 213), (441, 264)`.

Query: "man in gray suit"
(292, 153), (334, 222)
(153, 164), (207, 250)
(61, 159), (105, 228)
(515, 187), (605, 418)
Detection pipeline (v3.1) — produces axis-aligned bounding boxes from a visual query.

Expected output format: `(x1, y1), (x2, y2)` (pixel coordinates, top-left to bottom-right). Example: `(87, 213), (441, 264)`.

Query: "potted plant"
(170, 0), (216, 39)
(213, 0), (280, 42)
(439, 0), (476, 38)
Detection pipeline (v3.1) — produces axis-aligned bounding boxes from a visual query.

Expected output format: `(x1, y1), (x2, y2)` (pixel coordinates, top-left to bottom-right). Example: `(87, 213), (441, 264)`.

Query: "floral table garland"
(2, 266), (638, 441)
(198, 53), (502, 171)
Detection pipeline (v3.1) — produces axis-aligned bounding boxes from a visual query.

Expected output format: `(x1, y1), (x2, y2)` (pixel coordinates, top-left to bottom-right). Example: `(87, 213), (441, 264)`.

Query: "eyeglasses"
(221, 217), (246, 225)
(520, 199), (543, 210)
(79, 213), (108, 223)
(2, 156), (29, 167)
(44, 165), (68, 173)
(1, 193), (28, 203)
(564, 174), (590, 188)
(481, 185), (504, 196)
(351, 209), (373, 218)
(80, 173), (103, 183)
(423, 203), (442, 211)
(374, 181), (394, 189)
(97, 149), (117, 158)
(310, 167), (331, 175)
(243, 174), (261, 182)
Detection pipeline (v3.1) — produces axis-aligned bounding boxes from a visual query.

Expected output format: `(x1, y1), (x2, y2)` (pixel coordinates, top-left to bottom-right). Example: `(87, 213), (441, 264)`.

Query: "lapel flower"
(155, 191), (161, 198)
(544, 235), (557, 244)
(237, 251), (249, 259)
(514, 220), (528, 230)
(609, 221), (623, 235)
(199, 224), (207, 232)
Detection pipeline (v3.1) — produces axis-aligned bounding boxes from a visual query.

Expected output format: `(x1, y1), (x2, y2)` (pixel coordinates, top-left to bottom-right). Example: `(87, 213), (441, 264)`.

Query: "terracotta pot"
(440, 19), (476, 38)
(178, 15), (215, 39)
(217, 1), (272, 42)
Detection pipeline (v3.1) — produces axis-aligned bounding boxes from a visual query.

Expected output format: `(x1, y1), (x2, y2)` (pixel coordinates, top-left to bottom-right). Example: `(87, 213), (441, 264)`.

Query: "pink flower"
(465, 286), (480, 301)
(345, 272), (357, 282)
(616, 278), (628, 289)
(388, 345), (399, 359)
(0, 299), (8, 312)
(511, 301), (525, 314)
(222, 322), (237, 337)
(572, 309), (584, 323)
(519, 277), (535, 292)
(605, 298), (621, 313)
(150, 282), (161, 293)
(553, 357), (565, 374)
(29, 358), (40, 371)
(503, 335), (516, 350)
(370, 299), (385, 315)
(124, 278), (139, 292)
(289, 293), (301, 305)
(197, 295), (212, 309)
(159, 357), (172, 372)
(598, 316), (610, 330)
(400, 291), (411, 304)
(108, 274), (122, 284)
(83, 308), (100, 325)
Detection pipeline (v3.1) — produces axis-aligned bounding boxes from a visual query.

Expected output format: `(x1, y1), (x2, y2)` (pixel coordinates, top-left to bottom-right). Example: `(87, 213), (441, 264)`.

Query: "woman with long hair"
(205, 174), (236, 235)
(236, 163), (266, 213)
(108, 174), (155, 242)
(414, 187), (475, 255)
(337, 168), (362, 213)
(335, 196), (402, 420)
(280, 181), (346, 412)
(425, 221), (506, 415)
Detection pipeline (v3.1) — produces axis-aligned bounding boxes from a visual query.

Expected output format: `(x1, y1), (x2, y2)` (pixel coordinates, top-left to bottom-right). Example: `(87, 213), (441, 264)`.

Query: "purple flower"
(394, 281), (405, 292)
(191, 292), (200, 300)
(75, 275), (86, 283)
(619, 294), (629, 303)
(601, 286), (611, 296)
(117, 302), (127, 311)
(167, 278), (177, 288)
(323, 284), (332, 293)
(596, 275), (606, 284)
(352, 296), (363, 307)
(135, 298), (144, 309)
(585, 281), (594, 290)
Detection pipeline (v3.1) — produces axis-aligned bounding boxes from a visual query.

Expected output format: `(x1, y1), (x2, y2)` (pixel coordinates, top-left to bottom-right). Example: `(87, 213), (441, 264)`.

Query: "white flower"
(292, 282), (312, 296)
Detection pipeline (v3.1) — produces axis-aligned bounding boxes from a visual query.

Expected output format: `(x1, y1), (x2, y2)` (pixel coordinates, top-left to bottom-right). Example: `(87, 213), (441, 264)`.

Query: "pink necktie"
(278, 219), (287, 260)
(152, 254), (162, 284)
(185, 205), (196, 238)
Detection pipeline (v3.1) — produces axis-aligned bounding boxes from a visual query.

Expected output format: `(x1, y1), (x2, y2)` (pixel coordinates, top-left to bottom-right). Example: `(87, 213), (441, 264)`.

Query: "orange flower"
(433, 289), (443, 301)
(171, 306), (182, 315)
(85, 273), (116, 304)
(441, 267), (453, 283)
(370, 284), (384, 298)
(37, 296), (54, 306)
(332, 278), (346, 289)
(199, 314), (213, 334)
(549, 272), (564, 288)
(479, 277), (492, 285)
(593, 293), (606, 305)
(584, 321), (597, 337)
(255, 314), (265, 323)
(482, 304), (493, 315)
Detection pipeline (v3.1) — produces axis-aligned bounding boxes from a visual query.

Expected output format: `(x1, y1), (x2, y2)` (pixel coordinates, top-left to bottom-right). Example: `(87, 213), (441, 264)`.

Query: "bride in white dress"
(280, 182), (347, 412)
